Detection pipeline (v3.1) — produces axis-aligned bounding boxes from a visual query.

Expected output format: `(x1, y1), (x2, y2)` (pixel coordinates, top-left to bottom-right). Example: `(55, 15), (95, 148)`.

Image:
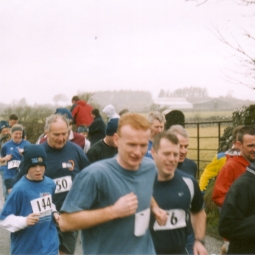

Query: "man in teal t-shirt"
(59, 113), (167, 255)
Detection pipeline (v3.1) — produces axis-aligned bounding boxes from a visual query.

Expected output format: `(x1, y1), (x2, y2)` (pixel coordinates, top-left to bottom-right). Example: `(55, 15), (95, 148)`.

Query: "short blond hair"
(117, 113), (150, 136)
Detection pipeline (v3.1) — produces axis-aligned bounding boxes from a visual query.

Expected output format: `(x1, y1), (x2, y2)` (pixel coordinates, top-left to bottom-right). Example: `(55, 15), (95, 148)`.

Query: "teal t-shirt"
(61, 157), (157, 255)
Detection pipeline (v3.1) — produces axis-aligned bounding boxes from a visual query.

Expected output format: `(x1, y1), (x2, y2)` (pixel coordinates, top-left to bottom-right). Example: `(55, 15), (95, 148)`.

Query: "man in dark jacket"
(86, 118), (118, 163)
(88, 109), (106, 146)
(219, 163), (255, 254)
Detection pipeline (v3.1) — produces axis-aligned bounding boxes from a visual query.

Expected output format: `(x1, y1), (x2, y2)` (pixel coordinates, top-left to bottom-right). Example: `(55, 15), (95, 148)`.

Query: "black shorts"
(57, 227), (78, 254)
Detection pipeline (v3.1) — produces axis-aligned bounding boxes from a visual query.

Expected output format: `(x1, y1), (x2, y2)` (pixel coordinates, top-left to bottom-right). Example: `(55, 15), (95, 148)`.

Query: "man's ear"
(235, 141), (242, 150)
(113, 133), (119, 148)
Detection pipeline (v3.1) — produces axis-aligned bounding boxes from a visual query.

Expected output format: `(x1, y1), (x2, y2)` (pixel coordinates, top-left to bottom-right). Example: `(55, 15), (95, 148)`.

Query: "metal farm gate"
(184, 120), (233, 178)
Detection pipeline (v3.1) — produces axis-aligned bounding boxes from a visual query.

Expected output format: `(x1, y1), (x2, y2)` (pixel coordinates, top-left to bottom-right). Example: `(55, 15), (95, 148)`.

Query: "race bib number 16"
(153, 209), (186, 231)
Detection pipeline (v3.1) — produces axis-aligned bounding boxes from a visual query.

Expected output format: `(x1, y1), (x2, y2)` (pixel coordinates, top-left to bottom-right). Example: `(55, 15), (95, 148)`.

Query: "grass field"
(185, 124), (231, 175)
(182, 110), (232, 120)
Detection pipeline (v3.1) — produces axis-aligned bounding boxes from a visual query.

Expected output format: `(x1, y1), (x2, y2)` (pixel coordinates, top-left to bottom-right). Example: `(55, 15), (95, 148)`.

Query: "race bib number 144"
(30, 194), (52, 214)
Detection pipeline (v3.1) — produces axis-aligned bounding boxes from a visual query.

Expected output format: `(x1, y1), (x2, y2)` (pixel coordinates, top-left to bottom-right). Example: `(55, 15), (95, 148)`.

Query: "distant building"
(191, 98), (234, 111)
(153, 97), (193, 110)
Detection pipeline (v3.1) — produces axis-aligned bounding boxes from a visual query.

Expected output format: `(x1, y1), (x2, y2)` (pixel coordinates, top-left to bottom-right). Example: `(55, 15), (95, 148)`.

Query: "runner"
(86, 118), (118, 163)
(219, 163), (255, 254)
(42, 114), (90, 255)
(1, 124), (30, 198)
(59, 113), (166, 255)
(145, 111), (165, 159)
(150, 131), (207, 255)
(0, 144), (59, 255)
(168, 124), (198, 177)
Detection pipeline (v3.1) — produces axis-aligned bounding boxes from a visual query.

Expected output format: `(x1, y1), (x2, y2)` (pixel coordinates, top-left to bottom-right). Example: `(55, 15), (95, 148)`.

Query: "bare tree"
(212, 27), (255, 89)
(77, 91), (95, 104)
(52, 94), (68, 105)
(189, 0), (255, 88)
(190, 0), (255, 6)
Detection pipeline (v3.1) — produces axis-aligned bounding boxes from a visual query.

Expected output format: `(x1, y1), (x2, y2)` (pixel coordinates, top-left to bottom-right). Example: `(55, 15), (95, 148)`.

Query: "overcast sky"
(1, 0), (255, 105)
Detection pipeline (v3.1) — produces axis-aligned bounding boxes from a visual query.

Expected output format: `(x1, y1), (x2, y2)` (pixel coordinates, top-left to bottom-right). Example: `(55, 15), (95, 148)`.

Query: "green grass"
(204, 179), (221, 240)
(182, 110), (232, 120)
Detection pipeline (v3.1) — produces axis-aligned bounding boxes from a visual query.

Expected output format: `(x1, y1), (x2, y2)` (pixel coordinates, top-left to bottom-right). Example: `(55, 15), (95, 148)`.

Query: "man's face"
(1, 127), (10, 136)
(152, 138), (179, 181)
(106, 136), (117, 147)
(176, 134), (189, 163)
(80, 132), (88, 138)
(27, 165), (45, 181)
(11, 130), (22, 143)
(46, 119), (69, 149)
(9, 119), (18, 127)
(239, 134), (255, 162)
(114, 125), (150, 170)
(150, 119), (164, 140)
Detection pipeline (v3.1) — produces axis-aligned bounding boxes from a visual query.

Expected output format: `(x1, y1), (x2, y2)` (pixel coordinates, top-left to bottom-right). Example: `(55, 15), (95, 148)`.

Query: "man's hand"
(4, 154), (12, 161)
(18, 148), (24, 155)
(193, 240), (208, 255)
(111, 192), (138, 218)
(53, 212), (60, 224)
(26, 213), (40, 226)
(152, 207), (167, 226)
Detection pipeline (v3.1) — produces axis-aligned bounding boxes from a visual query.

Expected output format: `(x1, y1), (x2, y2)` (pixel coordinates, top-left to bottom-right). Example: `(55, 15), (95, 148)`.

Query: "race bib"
(30, 194), (52, 217)
(7, 160), (21, 169)
(153, 209), (186, 231)
(54, 176), (72, 194)
(134, 208), (150, 236)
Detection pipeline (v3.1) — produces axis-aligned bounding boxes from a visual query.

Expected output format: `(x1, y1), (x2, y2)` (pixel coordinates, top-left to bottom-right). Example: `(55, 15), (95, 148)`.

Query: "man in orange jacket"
(71, 96), (93, 127)
(212, 125), (255, 207)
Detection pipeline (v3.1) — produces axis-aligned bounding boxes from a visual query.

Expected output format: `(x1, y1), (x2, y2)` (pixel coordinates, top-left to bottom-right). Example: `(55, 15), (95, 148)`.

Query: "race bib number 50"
(54, 176), (72, 194)
(153, 209), (186, 231)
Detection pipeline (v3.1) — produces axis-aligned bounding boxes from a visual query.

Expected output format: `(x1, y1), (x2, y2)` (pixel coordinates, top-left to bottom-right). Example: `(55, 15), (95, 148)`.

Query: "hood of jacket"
(77, 100), (87, 107)
(226, 153), (250, 167)
(103, 104), (120, 119)
(225, 148), (240, 157)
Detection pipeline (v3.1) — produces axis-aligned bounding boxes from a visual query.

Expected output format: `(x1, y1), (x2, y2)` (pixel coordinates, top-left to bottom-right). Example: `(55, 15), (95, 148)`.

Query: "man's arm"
(0, 154), (12, 163)
(86, 147), (97, 163)
(59, 192), (138, 232)
(199, 154), (226, 192)
(191, 209), (208, 255)
(211, 164), (233, 207)
(150, 197), (167, 226)
(219, 183), (255, 240)
(0, 214), (40, 233)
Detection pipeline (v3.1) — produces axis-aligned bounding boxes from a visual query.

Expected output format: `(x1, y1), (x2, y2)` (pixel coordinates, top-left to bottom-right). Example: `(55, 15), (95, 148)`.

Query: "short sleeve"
(190, 178), (204, 213)
(60, 169), (97, 213)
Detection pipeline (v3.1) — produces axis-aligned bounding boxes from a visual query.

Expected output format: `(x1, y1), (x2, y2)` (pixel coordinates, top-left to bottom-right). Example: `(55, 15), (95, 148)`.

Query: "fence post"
(196, 123), (200, 178)
(218, 122), (221, 149)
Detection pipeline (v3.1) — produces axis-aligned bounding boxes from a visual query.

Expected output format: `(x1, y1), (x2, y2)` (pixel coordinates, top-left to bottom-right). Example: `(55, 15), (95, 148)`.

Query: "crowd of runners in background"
(0, 95), (254, 255)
